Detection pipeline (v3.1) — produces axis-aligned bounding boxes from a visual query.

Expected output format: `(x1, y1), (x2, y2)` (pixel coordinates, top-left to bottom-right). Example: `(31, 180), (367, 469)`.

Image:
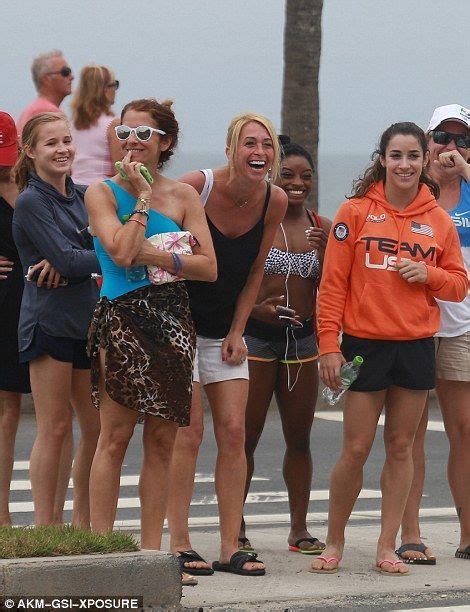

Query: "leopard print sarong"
(87, 283), (196, 426)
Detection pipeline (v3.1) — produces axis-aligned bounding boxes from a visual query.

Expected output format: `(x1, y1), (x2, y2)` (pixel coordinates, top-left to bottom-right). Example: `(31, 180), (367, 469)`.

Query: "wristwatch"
(135, 194), (150, 213)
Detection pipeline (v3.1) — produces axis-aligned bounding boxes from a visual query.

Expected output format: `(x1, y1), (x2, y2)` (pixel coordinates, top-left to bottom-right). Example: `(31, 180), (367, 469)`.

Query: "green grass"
(0, 525), (139, 559)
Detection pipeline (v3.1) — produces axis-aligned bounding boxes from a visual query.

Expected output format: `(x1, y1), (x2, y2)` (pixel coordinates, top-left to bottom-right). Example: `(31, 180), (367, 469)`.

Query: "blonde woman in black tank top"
(166, 113), (287, 577)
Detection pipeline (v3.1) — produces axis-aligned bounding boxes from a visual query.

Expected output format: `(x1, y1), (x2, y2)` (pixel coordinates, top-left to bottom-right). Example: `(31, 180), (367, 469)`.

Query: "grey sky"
(1, 0), (468, 213)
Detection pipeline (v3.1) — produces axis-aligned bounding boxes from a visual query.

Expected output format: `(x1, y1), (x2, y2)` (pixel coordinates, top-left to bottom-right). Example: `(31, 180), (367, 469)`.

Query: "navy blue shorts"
(19, 325), (91, 370)
(341, 333), (435, 392)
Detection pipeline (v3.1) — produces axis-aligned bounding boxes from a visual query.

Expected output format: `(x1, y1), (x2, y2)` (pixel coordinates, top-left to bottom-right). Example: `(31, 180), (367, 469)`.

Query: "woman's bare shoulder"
(178, 170), (206, 193)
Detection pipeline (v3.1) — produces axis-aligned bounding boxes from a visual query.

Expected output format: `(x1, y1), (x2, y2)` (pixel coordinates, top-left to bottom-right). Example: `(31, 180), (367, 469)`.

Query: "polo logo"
(366, 214), (386, 223)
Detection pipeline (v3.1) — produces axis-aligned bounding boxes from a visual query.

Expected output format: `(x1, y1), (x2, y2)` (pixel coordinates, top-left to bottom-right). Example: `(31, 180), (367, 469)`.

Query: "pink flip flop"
(374, 559), (409, 576)
(309, 555), (341, 574)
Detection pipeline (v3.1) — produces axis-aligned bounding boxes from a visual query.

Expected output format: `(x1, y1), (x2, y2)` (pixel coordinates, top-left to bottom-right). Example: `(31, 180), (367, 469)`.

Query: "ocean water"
(164, 151), (369, 221)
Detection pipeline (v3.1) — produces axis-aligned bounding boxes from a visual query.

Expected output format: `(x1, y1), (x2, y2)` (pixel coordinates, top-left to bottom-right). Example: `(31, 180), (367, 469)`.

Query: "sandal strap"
(176, 549), (207, 563)
(395, 543), (428, 555)
(378, 559), (404, 568)
(316, 555), (340, 564)
(229, 550), (263, 570)
(293, 537), (321, 548)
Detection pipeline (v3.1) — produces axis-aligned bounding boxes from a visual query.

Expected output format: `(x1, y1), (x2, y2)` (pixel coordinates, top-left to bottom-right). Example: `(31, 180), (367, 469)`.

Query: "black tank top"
(188, 183), (271, 338)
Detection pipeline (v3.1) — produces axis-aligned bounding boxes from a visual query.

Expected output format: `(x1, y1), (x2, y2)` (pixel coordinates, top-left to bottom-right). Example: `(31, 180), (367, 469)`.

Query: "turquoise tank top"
(94, 180), (181, 299)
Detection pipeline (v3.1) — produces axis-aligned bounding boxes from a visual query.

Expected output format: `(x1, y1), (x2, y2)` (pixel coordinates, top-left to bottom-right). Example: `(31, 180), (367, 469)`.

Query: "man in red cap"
(17, 50), (73, 139)
(0, 111), (18, 281)
(0, 110), (31, 526)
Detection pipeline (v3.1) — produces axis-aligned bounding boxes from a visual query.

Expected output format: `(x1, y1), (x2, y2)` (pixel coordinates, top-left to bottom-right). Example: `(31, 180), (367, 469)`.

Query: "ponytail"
(14, 112), (67, 192)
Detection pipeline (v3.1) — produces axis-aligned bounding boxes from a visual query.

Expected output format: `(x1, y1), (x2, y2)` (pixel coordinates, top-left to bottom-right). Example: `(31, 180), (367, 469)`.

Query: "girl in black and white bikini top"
(264, 209), (321, 286)
(245, 140), (331, 339)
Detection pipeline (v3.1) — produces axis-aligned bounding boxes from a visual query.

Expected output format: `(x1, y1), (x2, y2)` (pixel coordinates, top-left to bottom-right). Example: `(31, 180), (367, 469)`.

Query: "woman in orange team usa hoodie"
(311, 122), (467, 576)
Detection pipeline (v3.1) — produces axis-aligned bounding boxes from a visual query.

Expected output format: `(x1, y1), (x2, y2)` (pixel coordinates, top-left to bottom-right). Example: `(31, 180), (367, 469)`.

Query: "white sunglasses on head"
(115, 125), (166, 142)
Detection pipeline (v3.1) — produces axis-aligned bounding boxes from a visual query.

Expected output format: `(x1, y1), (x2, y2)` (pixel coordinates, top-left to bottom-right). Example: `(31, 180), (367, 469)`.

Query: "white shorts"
(193, 335), (249, 386)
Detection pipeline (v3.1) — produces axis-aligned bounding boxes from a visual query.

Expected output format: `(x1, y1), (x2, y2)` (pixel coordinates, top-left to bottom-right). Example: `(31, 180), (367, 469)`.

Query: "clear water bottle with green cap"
(322, 355), (364, 405)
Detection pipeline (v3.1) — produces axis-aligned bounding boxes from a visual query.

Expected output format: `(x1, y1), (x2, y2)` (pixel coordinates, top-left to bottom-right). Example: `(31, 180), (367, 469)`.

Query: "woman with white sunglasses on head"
(85, 99), (216, 572)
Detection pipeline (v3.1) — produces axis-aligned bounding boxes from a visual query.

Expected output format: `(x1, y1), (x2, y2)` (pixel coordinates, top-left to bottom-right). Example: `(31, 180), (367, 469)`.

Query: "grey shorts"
(245, 331), (318, 364)
(435, 331), (470, 382)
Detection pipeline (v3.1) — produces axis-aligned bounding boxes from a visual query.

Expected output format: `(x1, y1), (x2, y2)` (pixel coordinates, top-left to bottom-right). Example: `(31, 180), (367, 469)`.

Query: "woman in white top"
(399, 104), (470, 564)
(70, 64), (121, 185)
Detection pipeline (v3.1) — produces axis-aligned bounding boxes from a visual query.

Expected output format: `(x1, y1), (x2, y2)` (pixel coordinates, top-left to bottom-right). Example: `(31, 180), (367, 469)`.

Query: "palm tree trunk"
(282, 0), (323, 210)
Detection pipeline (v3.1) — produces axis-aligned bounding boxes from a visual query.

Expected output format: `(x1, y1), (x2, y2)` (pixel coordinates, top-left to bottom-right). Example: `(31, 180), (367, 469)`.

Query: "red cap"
(0, 112), (19, 166)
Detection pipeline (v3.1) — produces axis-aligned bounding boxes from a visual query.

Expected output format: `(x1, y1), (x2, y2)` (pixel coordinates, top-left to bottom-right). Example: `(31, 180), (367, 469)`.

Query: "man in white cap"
(399, 104), (470, 565)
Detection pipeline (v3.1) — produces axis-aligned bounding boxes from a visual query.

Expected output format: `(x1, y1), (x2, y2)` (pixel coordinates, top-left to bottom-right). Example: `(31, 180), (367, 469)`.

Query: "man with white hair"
(17, 50), (73, 137)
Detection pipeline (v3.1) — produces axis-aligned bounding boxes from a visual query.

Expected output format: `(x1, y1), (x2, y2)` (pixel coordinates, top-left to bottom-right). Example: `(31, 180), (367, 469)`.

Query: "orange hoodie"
(318, 181), (468, 355)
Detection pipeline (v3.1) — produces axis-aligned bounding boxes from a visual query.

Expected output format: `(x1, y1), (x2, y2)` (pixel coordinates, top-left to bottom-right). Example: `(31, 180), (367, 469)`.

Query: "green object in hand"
(114, 161), (154, 185)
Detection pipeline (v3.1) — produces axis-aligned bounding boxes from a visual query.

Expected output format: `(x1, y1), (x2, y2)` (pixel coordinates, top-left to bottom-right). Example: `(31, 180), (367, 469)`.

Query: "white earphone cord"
(279, 223), (302, 392)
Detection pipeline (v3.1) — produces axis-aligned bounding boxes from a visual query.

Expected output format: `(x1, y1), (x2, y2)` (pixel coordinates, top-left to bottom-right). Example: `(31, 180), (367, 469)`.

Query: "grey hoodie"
(12, 173), (100, 350)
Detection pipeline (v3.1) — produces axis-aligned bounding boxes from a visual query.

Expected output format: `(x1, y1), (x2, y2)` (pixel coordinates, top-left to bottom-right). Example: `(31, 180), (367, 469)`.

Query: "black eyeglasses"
(46, 66), (73, 78)
(106, 80), (119, 90)
(431, 130), (470, 149)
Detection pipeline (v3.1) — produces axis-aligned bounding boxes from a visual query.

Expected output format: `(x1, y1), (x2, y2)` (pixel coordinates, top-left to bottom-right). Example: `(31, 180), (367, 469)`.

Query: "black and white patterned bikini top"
(264, 209), (321, 285)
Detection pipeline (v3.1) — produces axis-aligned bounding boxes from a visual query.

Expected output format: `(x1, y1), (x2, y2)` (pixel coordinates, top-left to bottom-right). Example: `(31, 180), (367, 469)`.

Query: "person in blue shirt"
(85, 98), (216, 566)
(400, 104), (470, 564)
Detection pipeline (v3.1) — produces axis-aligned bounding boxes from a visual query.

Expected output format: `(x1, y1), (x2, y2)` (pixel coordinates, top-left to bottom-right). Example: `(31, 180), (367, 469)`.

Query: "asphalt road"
(10, 396), (453, 528)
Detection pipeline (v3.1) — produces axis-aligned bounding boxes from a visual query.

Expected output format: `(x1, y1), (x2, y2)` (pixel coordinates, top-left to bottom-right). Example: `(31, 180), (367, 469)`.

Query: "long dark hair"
(350, 122), (440, 199)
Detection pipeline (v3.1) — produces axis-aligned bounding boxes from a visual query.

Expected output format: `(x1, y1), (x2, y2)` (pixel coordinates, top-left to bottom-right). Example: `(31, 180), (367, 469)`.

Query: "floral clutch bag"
(147, 231), (195, 285)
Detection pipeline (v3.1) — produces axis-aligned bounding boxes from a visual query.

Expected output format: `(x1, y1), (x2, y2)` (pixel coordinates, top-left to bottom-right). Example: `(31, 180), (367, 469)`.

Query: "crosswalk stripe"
(9, 489), (383, 515)
(9, 473), (268, 490)
(112, 506), (458, 530)
(316, 410), (445, 432)
(392, 605), (470, 612)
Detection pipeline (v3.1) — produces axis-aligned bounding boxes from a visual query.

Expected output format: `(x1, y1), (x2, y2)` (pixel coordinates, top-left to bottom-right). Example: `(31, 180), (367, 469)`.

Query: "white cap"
(427, 104), (470, 131)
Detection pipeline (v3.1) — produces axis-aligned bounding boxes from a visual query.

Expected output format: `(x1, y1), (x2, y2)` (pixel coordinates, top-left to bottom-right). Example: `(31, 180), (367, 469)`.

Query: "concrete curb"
(0, 550), (181, 608)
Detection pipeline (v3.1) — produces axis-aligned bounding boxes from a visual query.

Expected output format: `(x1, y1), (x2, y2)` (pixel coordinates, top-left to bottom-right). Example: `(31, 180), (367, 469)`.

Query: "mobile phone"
(276, 305), (296, 317)
(278, 315), (304, 328)
(26, 266), (68, 286)
(115, 161), (154, 185)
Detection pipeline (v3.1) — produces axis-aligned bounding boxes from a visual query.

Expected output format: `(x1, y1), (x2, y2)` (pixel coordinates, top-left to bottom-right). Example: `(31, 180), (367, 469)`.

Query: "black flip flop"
(395, 543), (436, 565)
(455, 546), (470, 560)
(176, 549), (214, 576)
(212, 551), (265, 576)
(289, 537), (325, 555)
